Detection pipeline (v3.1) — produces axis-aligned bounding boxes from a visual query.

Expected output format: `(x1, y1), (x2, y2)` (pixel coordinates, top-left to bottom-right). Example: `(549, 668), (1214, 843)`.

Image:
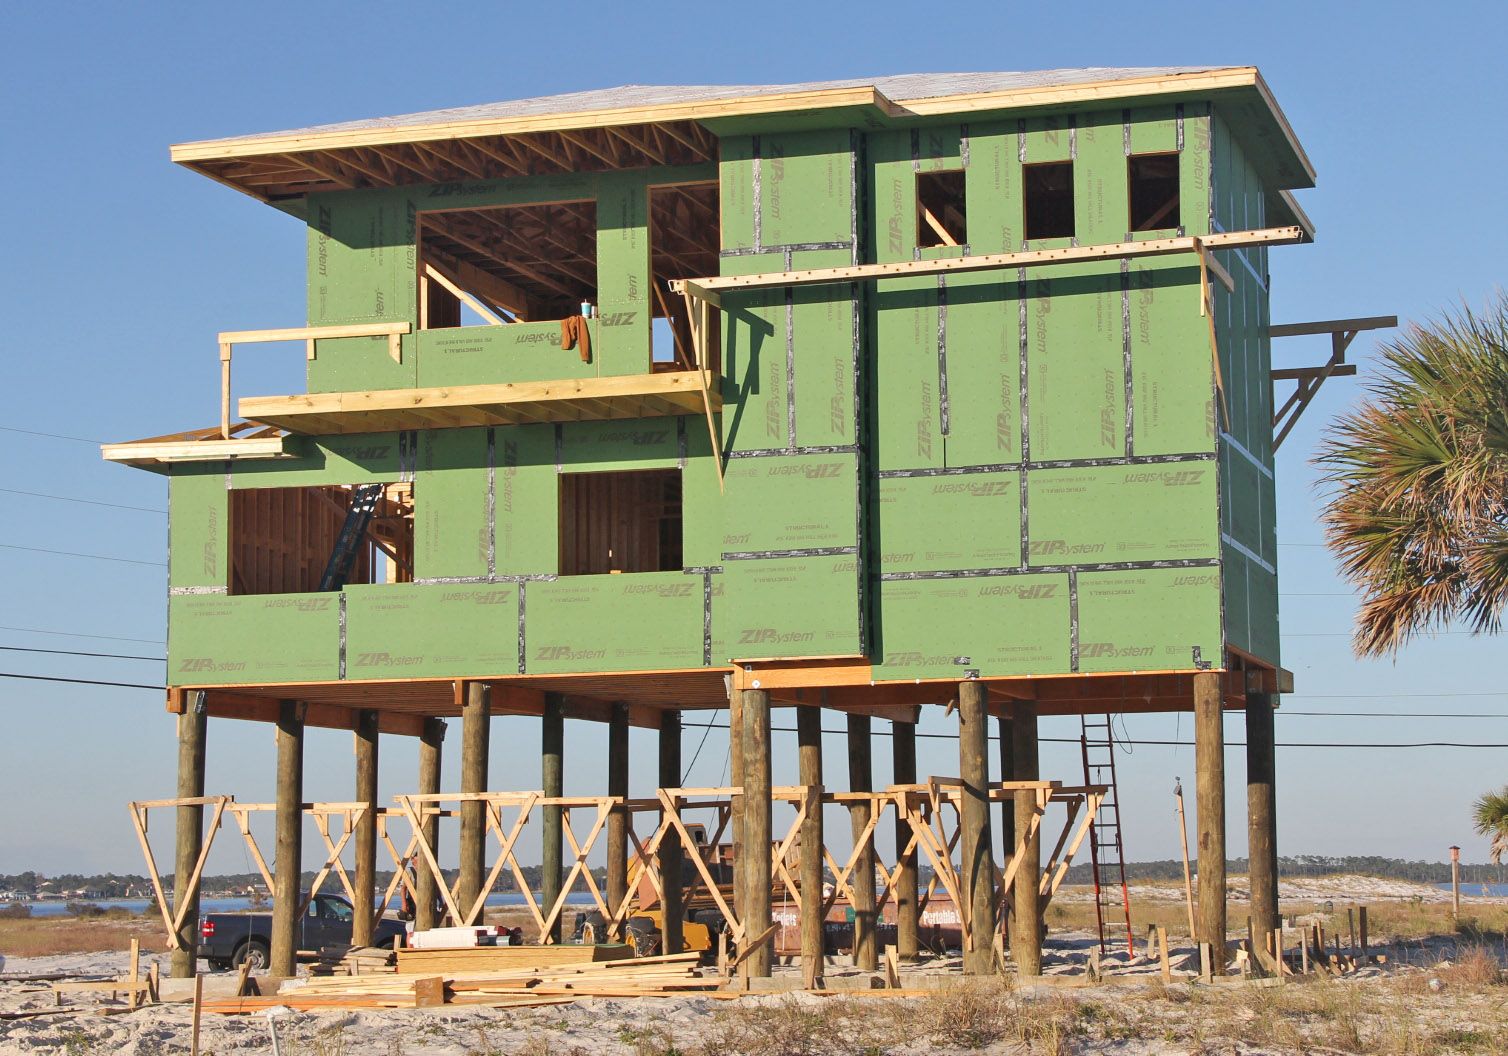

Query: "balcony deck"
(239, 369), (718, 435)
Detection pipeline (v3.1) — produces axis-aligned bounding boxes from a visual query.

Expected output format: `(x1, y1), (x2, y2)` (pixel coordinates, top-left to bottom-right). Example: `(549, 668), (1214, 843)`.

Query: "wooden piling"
(729, 688), (745, 928)
(798, 704), (826, 987)
(541, 692), (564, 942)
(170, 694), (208, 978)
(1194, 670), (1226, 967)
(996, 713), (1016, 948)
(741, 688), (773, 977)
(1011, 699), (1041, 976)
(458, 682), (491, 921)
(1245, 688), (1278, 963)
(958, 680), (995, 975)
(414, 717), (444, 931)
(606, 702), (630, 941)
(891, 718), (919, 963)
(270, 699), (304, 979)
(847, 712), (877, 971)
(352, 708), (379, 948)
(658, 709), (684, 956)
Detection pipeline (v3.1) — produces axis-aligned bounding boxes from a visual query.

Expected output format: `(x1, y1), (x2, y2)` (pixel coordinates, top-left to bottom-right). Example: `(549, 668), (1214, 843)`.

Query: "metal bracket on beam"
(1269, 315), (1397, 450)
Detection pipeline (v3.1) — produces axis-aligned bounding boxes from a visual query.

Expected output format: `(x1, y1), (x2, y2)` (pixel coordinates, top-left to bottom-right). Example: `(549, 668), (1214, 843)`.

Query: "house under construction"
(104, 67), (1381, 983)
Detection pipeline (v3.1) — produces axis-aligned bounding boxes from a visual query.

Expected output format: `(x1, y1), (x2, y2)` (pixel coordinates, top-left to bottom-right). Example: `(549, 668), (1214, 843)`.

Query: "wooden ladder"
(1080, 715), (1135, 957)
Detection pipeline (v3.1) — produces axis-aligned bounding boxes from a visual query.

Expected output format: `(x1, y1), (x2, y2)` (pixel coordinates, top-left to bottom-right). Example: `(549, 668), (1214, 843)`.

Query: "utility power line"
(0, 671), (164, 690)
(0, 543), (164, 567)
(0, 487), (163, 514)
(0, 424), (103, 445)
(0, 645), (165, 662)
(0, 625), (163, 645)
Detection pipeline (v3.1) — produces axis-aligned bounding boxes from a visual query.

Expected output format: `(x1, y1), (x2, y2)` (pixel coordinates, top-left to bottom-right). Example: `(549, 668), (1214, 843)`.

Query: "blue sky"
(2, 1), (1506, 876)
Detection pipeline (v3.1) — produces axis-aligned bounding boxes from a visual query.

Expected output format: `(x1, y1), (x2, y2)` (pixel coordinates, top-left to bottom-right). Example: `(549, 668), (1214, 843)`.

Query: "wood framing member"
(1194, 671), (1227, 963)
(129, 795), (229, 953)
(458, 683), (491, 921)
(1247, 687), (1279, 972)
(170, 699), (208, 976)
(101, 429), (297, 469)
(415, 718), (445, 931)
(891, 719), (919, 963)
(270, 699), (304, 979)
(741, 688), (773, 977)
(352, 709), (379, 948)
(1269, 315), (1396, 450)
(216, 322), (411, 438)
(541, 693), (566, 943)
(1012, 701), (1043, 976)
(658, 710), (684, 956)
(847, 713), (878, 971)
(239, 369), (718, 436)
(673, 228), (1302, 300)
(797, 705), (825, 986)
(957, 682), (994, 975)
(605, 703), (630, 942)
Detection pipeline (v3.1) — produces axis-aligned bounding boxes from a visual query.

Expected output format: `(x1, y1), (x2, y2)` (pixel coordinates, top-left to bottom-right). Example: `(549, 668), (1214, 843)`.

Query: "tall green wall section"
(165, 98), (1281, 687)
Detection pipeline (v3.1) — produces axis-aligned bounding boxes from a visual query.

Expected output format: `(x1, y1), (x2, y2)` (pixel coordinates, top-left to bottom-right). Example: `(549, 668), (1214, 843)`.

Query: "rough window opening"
(1022, 161), (1075, 241)
(916, 170), (967, 248)
(228, 483), (414, 596)
(1128, 153), (1181, 232)
(649, 182), (720, 372)
(417, 200), (598, 328)
(559, 469), (683, 576)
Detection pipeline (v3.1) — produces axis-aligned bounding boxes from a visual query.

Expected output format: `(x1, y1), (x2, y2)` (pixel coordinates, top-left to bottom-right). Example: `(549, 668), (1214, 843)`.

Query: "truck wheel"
(233, 939), (270, 971)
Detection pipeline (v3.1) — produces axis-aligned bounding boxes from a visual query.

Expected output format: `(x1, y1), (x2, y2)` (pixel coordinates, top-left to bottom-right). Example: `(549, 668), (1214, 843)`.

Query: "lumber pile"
(395, 942), (632, 975)
(311, 945), (398, 976)
(201, 950), (714, 1013)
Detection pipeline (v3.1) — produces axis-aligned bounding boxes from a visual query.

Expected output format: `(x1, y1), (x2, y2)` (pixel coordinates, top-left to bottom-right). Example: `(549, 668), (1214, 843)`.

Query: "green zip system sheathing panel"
(169, 593), (340, 684)
(525, 573), (702, 673)
(416, 428), (490, 580)
(169, 466), (228, 589)
(1210, 111), (1279, 666)
(1075, 566), (1221, 673)
(495, 424), (558, 576)
(873, 575), (1070, 680)
(344, 582), (519, 678)
(229, 434), (406, 488)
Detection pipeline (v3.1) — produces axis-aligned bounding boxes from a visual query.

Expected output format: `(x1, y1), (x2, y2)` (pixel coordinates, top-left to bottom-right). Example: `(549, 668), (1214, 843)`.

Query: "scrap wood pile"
(200, 950), (715, 1013)
(310, 945), (397, 976)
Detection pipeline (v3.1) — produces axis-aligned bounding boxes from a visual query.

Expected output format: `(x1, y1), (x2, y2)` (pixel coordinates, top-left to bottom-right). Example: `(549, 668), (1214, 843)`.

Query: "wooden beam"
(673, 228), (1303, 297)
(1269, 315), (1396, 339)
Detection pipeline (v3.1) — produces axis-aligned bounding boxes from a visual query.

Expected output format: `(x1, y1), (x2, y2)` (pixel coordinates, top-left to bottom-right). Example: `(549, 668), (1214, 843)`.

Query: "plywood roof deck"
(170, 67), (1314, 202)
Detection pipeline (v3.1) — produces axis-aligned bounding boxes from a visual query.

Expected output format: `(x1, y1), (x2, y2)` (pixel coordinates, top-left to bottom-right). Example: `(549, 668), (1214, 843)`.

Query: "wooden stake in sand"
(190, 974), (204, 1056)
(1174, 779), (1196, 942)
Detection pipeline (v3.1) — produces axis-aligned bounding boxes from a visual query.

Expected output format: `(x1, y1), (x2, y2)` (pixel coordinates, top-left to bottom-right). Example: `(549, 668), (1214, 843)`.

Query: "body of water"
(1436, 882), (1508, 897)
(9, 891), (597, 918)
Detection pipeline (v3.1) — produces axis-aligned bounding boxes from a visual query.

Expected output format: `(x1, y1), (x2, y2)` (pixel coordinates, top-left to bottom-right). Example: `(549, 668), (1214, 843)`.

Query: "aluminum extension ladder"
(318, 483), (385, 591)
(1080, 715), (1136, 956)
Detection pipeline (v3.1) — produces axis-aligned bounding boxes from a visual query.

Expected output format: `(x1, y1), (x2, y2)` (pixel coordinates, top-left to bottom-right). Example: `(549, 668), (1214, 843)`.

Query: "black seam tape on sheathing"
(1176, 103), (1186, 151)
(751, 134), (762, 252)
(720, 546), (859, 561)
(553, 423), (564, 473)
(849, 128), (861, 265)
(937, 275), (949, 437)
(677, 416), (687, 469)
(701, 572), (713, 667)
(910, 127), (920, 171)
(879, 557), (1219, 581)
(338, 592), (347, 679)
(1069, 114), (1078, 161)
(721, 242), (851, 258)
(486, 428), (497, 579)
(683, 565), (724, 575)
(1017, 265), (1030, 571)
(414, 574), (557, 586)
(785, 249), (796, 450)
(1122, 109), (1132, 156)
(169, 585), (228, 596)
(726, 445), (860, 459)
(1068, 568), (1080, 673)
(516, 581), (527, 674)
(1017, 119), (1027, 163)
(1121, 257), (1134, 458)
(959, 123), (970, 168)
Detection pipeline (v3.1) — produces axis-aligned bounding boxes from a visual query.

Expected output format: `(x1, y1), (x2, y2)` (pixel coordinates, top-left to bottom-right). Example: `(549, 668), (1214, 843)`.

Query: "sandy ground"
(3, 877), (1505, 1055)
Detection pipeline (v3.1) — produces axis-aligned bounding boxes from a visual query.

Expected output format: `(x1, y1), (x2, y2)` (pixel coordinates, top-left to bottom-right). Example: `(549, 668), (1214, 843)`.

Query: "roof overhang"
(170, 67), (1313, 203)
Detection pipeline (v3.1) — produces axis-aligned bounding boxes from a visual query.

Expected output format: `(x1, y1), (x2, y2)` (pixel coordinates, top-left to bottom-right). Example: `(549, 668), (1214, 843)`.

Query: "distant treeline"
(0, 865), (605, 898)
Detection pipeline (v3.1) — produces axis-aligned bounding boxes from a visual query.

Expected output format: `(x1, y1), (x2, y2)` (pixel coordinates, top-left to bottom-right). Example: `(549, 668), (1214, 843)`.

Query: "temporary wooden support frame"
(217, 322), (411, 438)
(1268, 315), (1396, 450)
(128, 795), (395, 950)
(127, 796), (231, 951)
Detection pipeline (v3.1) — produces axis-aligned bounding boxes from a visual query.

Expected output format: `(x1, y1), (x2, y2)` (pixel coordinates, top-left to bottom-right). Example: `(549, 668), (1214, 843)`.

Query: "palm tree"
(1473, 788), (1508, 864)
(1316, 294), (1508, 657)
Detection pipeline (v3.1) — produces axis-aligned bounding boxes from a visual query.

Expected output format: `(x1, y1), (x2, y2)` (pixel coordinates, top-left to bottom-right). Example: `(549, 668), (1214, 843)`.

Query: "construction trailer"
(104, 67), (1377, 982)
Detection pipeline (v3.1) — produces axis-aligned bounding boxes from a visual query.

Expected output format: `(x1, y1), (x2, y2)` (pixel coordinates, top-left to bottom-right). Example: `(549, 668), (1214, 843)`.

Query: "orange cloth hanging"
(560, 315), (592, 363)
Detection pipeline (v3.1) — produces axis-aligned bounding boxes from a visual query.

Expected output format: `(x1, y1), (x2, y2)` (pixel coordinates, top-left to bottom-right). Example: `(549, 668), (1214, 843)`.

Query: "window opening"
(1022, 161), (1075, 241)
(417, 200), (598, 328)
(649, 182), (720, 372)
(228, 483), (414, 595)
(916, 170), (967, 248)
(558, 469), (683, 575)
(1128, 153), (1181, 232)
